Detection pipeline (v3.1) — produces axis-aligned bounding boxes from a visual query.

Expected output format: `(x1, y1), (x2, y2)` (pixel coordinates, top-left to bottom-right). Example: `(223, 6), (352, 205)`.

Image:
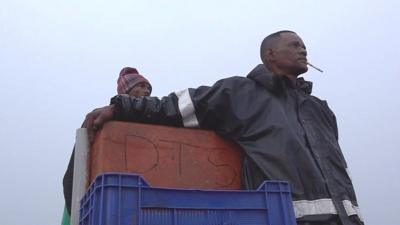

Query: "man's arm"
(110, 94), (183, 126)
(83, 78), (234, 142)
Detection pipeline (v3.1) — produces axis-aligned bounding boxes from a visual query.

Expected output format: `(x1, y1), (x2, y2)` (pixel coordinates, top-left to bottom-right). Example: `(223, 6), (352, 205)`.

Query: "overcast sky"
(1, 0), (399, 224)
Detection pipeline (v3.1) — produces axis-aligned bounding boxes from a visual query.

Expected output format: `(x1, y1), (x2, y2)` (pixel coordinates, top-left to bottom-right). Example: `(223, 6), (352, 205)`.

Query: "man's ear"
(263, 49), (275, 64)
(267, 49), (275, 61)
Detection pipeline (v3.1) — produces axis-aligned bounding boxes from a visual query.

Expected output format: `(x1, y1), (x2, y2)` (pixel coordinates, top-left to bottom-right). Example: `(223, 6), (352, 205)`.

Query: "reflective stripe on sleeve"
(293, 198), (363, 222)
(293, 198), (337, 218)
(342, 200), (363, 222)
(175, 89), (199, 128)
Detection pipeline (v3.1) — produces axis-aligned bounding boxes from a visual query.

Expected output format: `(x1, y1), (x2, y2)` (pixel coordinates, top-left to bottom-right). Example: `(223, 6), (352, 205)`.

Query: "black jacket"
(110, 64), (363, 225)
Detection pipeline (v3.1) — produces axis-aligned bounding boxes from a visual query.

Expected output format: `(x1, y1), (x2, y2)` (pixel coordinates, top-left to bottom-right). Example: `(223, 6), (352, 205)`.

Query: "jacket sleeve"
(110, 93), (184, 126)
(110, 78), (234, 129)
(184, 79), (234, 129)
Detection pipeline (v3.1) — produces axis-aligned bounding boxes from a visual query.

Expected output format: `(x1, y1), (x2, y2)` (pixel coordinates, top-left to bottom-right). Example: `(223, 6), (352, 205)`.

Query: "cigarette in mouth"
(307, 62), (324, 73)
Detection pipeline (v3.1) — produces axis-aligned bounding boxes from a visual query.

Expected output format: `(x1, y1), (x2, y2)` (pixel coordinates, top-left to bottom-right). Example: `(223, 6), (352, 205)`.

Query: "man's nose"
(300, 49), (307, 57)
(300, 48), (307, 56)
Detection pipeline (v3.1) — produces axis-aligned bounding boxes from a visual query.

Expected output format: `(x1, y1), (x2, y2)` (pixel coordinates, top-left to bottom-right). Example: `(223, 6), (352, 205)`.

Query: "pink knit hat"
(117, 67), (152, 94)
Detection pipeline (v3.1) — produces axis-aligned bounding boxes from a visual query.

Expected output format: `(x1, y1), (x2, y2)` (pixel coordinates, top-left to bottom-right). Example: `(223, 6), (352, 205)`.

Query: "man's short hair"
(260, 30), (296, 64)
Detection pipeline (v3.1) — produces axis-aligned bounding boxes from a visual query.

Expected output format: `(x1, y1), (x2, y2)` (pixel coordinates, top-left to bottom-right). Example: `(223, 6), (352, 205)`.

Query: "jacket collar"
(246, 64), (313, 95)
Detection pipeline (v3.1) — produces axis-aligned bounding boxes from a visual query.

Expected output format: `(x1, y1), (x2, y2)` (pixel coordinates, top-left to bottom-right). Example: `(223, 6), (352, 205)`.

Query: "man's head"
(117, 67), (152, 97)
(260, 30), (308, 77)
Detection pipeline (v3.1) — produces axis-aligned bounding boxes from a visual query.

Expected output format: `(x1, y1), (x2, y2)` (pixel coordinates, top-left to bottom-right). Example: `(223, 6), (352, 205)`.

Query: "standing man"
(62, 67), (152, 225)
(83, 31), (363, 225)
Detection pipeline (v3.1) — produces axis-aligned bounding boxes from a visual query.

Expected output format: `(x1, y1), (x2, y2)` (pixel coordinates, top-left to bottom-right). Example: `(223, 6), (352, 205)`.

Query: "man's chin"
(295, 66), (308, 76)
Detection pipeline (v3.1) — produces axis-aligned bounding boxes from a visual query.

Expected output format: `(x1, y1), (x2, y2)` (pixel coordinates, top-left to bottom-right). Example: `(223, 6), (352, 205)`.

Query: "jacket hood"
(247, 64), (313, 95)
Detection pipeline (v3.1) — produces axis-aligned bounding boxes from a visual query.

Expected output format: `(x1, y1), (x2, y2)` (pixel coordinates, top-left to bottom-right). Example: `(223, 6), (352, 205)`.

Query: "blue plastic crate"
(80, 173), (296, 225)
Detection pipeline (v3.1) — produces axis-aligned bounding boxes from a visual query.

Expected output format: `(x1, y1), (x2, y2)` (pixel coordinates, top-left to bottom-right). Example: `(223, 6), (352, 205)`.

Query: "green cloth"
(61, 205), (70, 225)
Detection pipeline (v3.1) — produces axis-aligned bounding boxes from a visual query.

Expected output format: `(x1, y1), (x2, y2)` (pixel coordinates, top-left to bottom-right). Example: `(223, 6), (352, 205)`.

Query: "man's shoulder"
(188, 76), (255, 96)
(220, 75), (252, 82)
(217, 76), (256, 88)
(308, 94), (324, 102)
